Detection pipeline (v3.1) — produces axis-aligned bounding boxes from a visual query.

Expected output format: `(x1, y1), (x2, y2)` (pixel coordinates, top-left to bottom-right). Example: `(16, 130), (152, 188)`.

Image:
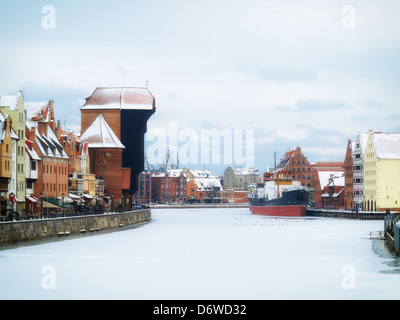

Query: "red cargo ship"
(248, 174), (309, 217)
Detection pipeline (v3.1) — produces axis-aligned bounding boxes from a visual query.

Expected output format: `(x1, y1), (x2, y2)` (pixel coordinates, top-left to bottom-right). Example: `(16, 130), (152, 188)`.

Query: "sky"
(1, 0), (399, 175)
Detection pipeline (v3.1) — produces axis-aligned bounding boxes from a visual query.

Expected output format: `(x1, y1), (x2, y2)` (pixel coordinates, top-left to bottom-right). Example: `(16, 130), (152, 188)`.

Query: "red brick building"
(151, 169), (187, 204)
(312, 162), (344, 208)
(138, 170), (152, 204)
(25, 121), (69, 214)
(275, 147), (318, 189)
(343, 139), (354, 210)
(80, 87), (155, 198)
(80, 114), (125, 210)
(320, 173), (345, 209)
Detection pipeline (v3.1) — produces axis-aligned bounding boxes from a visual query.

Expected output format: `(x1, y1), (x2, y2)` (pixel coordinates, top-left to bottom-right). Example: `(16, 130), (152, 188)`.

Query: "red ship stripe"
(250, 205), (307, 217)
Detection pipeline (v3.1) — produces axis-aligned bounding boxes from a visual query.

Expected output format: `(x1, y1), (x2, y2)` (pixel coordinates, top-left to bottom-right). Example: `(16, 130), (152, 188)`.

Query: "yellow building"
(0, 91), (26, 214)
(0, 114), (13, 216)
(363, 131), (400, 212)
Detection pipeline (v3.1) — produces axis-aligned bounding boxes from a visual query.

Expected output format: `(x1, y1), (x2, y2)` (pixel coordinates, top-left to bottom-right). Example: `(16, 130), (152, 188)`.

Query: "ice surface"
(0, 208), (399, 300)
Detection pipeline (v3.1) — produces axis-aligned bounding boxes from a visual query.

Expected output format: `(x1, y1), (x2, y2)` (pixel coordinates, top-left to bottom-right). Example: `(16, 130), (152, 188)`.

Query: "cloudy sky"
(1, 0), (399, 174)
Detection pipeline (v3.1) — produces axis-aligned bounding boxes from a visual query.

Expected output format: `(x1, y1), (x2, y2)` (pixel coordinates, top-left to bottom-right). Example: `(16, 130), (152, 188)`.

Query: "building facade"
(352, 133), (368, 211)
(343, 139), (354, 210)
(223, 167), (259, 190)
(151, 169), (187, 204)
(363, 131), (400, 212)
(312, 162), (344, 208)
(0, 91), (26, 213)
(138, 171), (152, 204)
(0, 114), (13, 217)
(80, 87), (155, 196)
(80, 114), (125, 210)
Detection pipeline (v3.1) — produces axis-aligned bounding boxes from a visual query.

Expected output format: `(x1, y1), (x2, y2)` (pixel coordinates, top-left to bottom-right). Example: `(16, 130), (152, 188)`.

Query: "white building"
(353, 132), (368, 210)
(223, 167), (260, 190)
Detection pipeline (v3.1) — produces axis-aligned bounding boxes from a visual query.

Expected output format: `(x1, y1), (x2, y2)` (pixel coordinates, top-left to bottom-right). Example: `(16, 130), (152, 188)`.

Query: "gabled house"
(363, 131), (400, 212)
(0, 91), (26, 214)
(80, 114), (125, 210)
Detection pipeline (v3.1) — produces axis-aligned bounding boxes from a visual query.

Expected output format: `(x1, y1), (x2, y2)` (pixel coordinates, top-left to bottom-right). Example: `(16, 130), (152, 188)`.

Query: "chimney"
(37, 121), (47, 136)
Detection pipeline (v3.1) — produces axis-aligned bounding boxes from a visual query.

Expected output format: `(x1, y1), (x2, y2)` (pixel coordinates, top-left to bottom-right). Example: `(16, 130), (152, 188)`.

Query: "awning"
(26, 196), (37, 203)
(69, 193), (80, 200)
(43, 200), (61, 208)
(57, 196), (73, 203)
(83, 194), (94, 199)
(14, 196), (25, 203)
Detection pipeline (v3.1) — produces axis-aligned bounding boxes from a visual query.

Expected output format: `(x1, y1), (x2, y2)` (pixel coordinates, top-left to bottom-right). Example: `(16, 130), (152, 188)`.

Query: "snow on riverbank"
(0, 208), (399, 300)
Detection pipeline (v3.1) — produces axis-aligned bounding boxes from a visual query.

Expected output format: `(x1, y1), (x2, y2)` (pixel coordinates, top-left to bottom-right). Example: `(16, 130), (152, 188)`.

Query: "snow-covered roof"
(80, 114), (125, 149)
(167, 169), (185, 177)
(355, 133), (369, 155)
(0, 95), (18, 110)
(151, 169), (185, 178)
(25, 142), (41, 161)
(81, 87), (155, 111)
(321, 189), (344, 198)
(318, 171), (345, 189)
(0, 113), (19, 141)
(189, 169), (215, 178)
(25, 101), (49, 121)
(194, 177), (222, 191)
(231, 167), (259, 175)
(372, 133), (400, 159)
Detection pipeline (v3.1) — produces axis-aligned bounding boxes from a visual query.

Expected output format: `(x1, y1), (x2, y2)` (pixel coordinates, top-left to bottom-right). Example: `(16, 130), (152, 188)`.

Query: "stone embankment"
(0, 209), (151, 245)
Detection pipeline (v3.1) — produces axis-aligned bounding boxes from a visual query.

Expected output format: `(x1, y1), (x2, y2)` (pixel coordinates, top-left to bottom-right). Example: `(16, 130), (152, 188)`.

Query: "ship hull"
(249, 188), (309, 217)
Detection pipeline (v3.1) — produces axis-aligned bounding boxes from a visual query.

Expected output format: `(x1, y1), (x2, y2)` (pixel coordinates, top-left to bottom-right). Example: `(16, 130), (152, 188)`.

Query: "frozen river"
(1, 207), (400, 300)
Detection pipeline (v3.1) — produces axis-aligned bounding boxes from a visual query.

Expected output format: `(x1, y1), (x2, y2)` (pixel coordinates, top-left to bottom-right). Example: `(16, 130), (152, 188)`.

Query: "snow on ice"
(0, 208), (400, 300)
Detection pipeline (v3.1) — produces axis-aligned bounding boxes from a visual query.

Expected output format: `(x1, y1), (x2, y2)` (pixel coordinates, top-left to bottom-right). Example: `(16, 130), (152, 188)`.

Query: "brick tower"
(80, 87), (156, 197)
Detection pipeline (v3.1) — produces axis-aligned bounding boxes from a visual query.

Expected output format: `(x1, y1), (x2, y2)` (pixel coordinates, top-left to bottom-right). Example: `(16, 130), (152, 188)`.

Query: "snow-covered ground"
(0, 208), (399, 300)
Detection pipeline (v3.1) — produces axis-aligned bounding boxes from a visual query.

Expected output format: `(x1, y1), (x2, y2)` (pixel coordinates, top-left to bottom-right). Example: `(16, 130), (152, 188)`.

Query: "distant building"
(185, 169), (222, 203)
(56, 122), (81, 175)
(352, 132), (369, 211)
(151, 169), (186, 204)
(343, 139), (355, 210)
(138, 170), (152, 204)
(223, 167), (259, 190)
(313, 161), (344, 209)
(273, 147), (317, 188)
(363, 131), (400, 212)
(320, 172), (345, 209)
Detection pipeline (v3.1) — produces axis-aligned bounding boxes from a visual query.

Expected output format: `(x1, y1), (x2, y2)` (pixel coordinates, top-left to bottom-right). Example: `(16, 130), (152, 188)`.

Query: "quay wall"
(307, 208), (388, 220)
(0, 209), (151, 245)
(151, 204), (249, 209)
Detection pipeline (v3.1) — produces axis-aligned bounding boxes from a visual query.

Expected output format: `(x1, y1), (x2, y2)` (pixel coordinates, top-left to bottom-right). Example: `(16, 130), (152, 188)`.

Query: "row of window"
(45, 164), (68, 175)
(3, 160), (11, 171)
(291, 167), (312, 172)
(44, 183), (68, 193)
(292, 175), (312, 180)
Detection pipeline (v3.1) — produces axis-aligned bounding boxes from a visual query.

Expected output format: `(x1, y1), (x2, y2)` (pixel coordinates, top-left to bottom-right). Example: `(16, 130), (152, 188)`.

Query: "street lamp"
(80, 194), (83, 215)
(111, 193), (114, 213)
(8, 192), (14, 221)
(40, 192), (43, 219)
(62, 193), (65, 217)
